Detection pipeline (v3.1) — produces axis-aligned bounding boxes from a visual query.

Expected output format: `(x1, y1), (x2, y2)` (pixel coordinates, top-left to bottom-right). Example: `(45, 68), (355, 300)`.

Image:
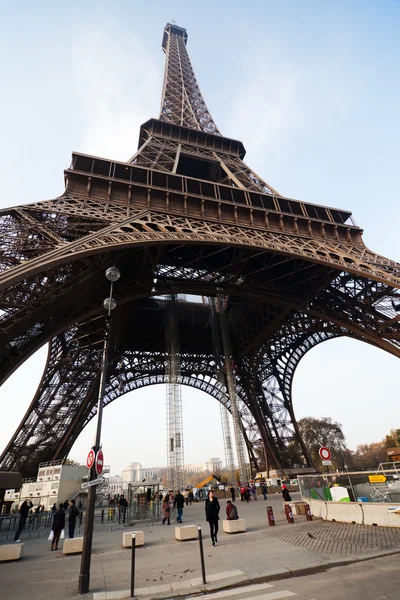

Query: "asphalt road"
(182, 554), (400, 600)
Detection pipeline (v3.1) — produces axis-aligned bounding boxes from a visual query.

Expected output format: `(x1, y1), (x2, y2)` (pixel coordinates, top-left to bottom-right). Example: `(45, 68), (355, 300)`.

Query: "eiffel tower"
(1, 23), (400, 479)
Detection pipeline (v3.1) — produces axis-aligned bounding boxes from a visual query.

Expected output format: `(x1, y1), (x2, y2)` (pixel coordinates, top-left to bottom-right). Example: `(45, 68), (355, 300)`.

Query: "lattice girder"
(2, 22), (400, 480)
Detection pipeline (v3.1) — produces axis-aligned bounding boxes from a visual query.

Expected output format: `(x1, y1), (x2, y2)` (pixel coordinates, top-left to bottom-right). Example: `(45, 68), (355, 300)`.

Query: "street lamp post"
(78, 266), (121, 595)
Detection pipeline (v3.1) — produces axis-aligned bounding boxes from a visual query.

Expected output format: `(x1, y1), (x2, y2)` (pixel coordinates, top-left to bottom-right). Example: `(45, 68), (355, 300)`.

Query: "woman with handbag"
(50, 503), (65, 551)
(162, 494), (171, 525)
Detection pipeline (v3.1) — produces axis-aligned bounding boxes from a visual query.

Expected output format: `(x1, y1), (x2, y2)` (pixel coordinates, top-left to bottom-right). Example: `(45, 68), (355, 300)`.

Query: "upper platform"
(162, 23), (188, 52)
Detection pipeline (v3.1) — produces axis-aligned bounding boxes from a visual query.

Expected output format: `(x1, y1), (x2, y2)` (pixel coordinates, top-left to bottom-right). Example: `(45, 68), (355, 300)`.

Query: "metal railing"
(0, 503), (163, 540)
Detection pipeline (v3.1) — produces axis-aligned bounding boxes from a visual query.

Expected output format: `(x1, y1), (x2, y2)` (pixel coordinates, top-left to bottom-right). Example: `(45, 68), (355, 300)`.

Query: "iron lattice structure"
(165, 294), (184, 490)
(1, 23), (400, 478)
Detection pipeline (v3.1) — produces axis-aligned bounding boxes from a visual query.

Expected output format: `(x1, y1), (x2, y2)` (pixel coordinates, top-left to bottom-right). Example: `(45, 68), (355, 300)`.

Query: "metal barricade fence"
(0, 503), (162, 538)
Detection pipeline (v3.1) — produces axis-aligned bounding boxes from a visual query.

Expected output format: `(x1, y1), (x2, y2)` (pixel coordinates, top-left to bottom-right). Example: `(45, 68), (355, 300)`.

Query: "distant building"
(106, 475), (124, 497)
(184, 457), (222, 476)
(121, 462), (162, 491)
(204, 457), (222, 472)
(118, 457), (222, 491)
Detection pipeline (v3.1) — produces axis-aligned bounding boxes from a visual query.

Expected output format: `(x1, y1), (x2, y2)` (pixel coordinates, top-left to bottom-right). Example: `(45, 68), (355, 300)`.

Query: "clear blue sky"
(1, 1), (399, 475)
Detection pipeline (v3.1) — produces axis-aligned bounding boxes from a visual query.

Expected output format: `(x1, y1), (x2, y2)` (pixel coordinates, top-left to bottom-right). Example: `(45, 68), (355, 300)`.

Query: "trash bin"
(357, 496), (369, 502)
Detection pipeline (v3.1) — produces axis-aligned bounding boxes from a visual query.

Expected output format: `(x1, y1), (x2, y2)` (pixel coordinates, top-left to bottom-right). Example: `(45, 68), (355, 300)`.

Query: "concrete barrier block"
(175, 525), (197, 540)
(122, 530), (144, 547)
(326, 501), (363, 524)
(290, 502), (307, 515)
(309, 499), (327, 519)
(63, 537), (83, 554)
(222, 519), (246, 533)
(362, 504), (400, 527)
(0, 543), (24, 561)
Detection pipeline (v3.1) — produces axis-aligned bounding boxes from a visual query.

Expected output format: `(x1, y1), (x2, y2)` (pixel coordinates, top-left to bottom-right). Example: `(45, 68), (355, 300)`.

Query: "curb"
(135, 548), (400, 599)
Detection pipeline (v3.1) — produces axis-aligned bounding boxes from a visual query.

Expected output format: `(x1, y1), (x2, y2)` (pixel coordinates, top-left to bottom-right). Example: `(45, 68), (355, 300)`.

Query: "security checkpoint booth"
(127, 481), (161, 523)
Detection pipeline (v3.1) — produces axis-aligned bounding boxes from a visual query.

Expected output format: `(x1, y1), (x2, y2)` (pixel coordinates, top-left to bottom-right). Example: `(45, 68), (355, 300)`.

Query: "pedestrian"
(251, 484), (257, 500)
(14, 500), (33, 542)
(68, 499), (79, 538)
(183, 489), (189, 506)
(240, 485), (245, 501)
(226, 500), (239, 520)
(51, 503), (57, 513)
(198, 488), (203, 502)
(188, 489), (194, 504)
(282, 485), (292, 502)
(162, 494), (171, 525)
(205, 490), (220, 547)
(78, 500), (83, 509)
(40, 505), (45, 512)
(230, 485), (236, 502)
(118, 495), (128, 523)
(174, 490), (185, 523)
(261, 481), (268, 501)
(50, 503), (65, 551)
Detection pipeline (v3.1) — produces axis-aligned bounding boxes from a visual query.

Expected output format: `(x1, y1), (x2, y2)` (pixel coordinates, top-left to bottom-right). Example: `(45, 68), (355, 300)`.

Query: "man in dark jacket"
(118, 495), (128, 523)
(174, 490), (185, 523)
(51, 504), (66, 551)
(205, 491), (220, 546)
(261, 482), (268, 500)
(68, 499), (80, 538)
(14, 500), (33, 542)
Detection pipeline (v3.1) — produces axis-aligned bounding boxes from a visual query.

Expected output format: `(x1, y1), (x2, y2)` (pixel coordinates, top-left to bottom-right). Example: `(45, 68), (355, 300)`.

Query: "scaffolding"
(209, 297), (236, 486)
(165, 295), (184, 491)
(216, 294), (249, 484)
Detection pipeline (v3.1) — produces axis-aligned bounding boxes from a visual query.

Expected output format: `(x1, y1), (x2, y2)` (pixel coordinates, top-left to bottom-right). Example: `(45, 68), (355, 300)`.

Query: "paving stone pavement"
(2, 493), (400, 600)
(267, 519), (400, 556)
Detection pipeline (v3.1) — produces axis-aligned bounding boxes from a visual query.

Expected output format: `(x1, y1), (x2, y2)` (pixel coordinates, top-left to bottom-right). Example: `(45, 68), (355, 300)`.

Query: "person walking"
(68, 499), (79, 538)
(230, 485), (236, 502)
(205, 490), (220, 546)
(14, 500), (33, 542)
(188, 489), (194, 505)
(51, 503), (57, 513)
(118, 495), (128, 523)
(261, 481), (268, 501)
(174, 490), (185, 523)
(282, 485), (292, 502)
(226, 500), (239, 520)
(50, 504), (65, 551)
(162, 494), (171, 525)
(240, 485), (245, 501)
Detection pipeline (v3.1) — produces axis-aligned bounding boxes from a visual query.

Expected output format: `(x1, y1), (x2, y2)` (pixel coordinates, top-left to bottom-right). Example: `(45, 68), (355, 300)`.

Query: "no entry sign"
(319, 446), (331, 461)
(95, 449), (104, 476)
(87, 449), (95, 469)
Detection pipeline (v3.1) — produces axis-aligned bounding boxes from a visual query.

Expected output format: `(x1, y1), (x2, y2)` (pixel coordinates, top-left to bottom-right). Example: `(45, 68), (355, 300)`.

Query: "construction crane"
(195, 474), (221, 489)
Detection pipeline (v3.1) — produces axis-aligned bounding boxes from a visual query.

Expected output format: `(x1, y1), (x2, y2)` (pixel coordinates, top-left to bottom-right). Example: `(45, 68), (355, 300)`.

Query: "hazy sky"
(1, 1), (399, 476)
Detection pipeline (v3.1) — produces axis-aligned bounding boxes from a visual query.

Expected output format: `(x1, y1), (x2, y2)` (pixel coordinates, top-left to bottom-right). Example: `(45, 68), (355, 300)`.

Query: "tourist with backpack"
(226, 500), (239, 520)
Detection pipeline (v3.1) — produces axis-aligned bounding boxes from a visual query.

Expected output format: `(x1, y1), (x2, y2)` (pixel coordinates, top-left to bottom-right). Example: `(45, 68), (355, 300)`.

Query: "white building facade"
(4, 461), (89, 511)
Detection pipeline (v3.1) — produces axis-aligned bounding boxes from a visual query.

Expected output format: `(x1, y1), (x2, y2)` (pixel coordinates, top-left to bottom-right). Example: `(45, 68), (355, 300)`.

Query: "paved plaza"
(1, 493), (400, 600)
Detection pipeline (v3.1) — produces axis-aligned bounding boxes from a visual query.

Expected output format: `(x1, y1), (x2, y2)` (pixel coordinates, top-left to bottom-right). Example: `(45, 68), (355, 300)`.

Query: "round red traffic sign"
(95, 449), (104, 476)
(319, 446), (331, 461)
(87, 449), (95, 469)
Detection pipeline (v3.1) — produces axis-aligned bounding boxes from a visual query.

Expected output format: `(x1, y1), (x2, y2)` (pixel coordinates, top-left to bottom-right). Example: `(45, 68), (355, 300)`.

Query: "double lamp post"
(78, 266), (121, 594)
